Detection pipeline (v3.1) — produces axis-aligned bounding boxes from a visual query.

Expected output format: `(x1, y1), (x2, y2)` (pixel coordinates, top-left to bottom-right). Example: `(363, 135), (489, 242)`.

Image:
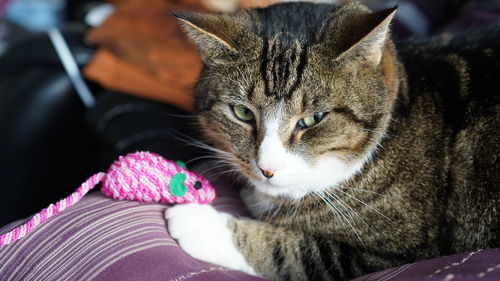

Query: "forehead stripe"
(272, 46), (289, 98)
(260, 39), (272, 97)
(286, 45), (308, 99)
(261, 41), (308, 100)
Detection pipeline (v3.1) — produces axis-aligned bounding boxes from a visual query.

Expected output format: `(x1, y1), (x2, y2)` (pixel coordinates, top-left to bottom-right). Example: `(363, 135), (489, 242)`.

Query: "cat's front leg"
(166, 204), (349, 281)
(165, 204), (257, 275)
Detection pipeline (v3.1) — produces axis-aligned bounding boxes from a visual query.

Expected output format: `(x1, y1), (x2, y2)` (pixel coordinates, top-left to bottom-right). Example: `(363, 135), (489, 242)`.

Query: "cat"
(165, 2), (500, 280)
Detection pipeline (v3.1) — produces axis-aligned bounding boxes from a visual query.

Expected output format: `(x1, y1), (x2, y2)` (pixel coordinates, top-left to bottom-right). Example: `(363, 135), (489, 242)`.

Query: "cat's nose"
(257, 160), (283, 178)
(260, 168), (274, 178)
(256, 160), (284, 179)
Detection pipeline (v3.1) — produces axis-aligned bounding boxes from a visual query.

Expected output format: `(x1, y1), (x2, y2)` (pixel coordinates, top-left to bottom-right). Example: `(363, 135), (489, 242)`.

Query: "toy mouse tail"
(0, 172), (107, 247)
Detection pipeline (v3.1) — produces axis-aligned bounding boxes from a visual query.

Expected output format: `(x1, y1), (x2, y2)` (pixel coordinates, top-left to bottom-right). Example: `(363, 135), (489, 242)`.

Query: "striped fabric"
(0, 192), (265, 281)
(1, 186), (499, 280)
(354, 248), (500, 281)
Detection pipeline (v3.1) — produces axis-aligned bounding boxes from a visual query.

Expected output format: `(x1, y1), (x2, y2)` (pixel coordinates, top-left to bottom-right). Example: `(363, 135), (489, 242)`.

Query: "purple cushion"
(354, 248), (500, 281)
(0, 173), (266, 281)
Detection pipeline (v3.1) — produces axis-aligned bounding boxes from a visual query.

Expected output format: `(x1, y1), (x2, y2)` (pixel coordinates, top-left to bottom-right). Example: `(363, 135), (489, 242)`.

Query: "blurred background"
(0, 0), (499, 227)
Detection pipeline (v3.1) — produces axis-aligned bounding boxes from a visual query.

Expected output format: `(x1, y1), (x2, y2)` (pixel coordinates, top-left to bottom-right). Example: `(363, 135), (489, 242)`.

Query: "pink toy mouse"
(0, 151), (216, 246)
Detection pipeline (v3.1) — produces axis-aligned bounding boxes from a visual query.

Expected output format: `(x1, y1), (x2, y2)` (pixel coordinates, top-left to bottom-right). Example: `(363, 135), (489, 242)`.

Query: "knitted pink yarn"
(0, 151), (216, 246)
(102, 151), (215, 204)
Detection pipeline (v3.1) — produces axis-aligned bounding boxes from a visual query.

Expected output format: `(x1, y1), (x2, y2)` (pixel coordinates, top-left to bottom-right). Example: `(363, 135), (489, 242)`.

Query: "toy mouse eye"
(194, 181), (202, 190)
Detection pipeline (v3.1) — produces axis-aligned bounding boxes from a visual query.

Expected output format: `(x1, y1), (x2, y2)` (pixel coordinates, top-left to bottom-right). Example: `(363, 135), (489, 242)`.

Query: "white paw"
(165, 204), (256, 275)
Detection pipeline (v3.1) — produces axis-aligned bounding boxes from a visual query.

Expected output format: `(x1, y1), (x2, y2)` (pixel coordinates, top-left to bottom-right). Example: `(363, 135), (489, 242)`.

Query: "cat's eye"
(298, 112), (327, 128)
(231, 105), (255, 122)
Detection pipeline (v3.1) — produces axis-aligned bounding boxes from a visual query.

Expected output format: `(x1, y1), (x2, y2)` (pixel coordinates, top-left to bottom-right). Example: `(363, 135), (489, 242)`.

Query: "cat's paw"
(165, 204), (256, 275)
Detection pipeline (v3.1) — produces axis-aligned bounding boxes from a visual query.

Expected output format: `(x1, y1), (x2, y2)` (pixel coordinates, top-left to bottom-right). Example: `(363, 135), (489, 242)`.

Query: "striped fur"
(176, 2), (500, 280)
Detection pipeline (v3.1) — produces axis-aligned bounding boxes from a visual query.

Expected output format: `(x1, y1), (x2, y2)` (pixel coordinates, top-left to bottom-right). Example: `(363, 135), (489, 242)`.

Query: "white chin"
(249, 180), (313, 200)
(247, 157), (368, 200)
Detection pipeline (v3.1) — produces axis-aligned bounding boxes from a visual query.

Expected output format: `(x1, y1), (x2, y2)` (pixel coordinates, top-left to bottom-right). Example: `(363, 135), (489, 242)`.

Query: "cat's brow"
(223, 92), (252, 105)
(301, 95), (326, 113)
(331, 107), (379, 130)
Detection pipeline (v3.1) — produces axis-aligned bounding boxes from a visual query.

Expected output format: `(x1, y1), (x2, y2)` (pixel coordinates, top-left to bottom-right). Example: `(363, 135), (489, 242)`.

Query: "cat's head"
(176, 2), (401, 199)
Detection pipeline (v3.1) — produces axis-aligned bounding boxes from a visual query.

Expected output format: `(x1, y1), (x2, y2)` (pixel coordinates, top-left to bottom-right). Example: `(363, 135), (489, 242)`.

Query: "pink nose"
(256, 159), (284, 179)
(260, 169), (274, 178)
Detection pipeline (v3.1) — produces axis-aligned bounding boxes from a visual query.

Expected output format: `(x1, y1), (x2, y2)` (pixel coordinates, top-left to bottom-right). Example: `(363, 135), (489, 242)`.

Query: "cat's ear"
(319, 5), (397, 66)
(173, 11), (239, 64)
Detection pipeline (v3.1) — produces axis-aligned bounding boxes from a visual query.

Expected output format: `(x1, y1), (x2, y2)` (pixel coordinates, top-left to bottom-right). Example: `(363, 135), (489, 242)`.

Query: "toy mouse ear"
(173, 11), (239, 64)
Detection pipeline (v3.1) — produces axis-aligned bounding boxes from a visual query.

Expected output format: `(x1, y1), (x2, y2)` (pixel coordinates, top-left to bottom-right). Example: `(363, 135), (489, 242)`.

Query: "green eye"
(231, 105), (255, 122)
(298, 112), (327, 128)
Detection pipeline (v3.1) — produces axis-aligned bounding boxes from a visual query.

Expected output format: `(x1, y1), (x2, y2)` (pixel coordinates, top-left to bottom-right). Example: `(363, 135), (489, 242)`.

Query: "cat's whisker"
(98, 127), (208, 153)
(218, 168), (243, 177)
(116, 125), (233, 162)
(202, 154), (237, 165)
(339, 186), (385, 196)
(314, 191), (354, 231)
(324, 190), (375, 232)
(310, 192), (323, 205)
(375, 142), (385, 150)
(154, 115), (201, 133)
(273, 202), (284, 219)
(176, 136), (233, 157)
(197, 165), (233, 175)
(284, 203), (297, 224)
(201, 161), (235, 171)
(389, 116), (400, 123)
(199, 158), (247, 181)
(362, 128), (383, 134)
(185, 154), (228, 165)
(340, 186), (407, 203)
(263, 199), (283, 220)
(151, 126), (204, 145)
(185, 156), (214, 165)
(312, 192), (336, 219)
(313, 191), (365, 247)
(195, 161), (236, 176)
(289, 199), (304, 223)
(334, 188), (392, 222)
(204, 158), (235, 168)
(362, 128), (388, 138)
(249, 196), (282, 220)
(204, 146), (232, 157)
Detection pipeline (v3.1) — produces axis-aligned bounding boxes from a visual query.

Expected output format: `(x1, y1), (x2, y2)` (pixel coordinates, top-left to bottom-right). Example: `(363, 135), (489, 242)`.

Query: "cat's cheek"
(165, 204), (257, 276)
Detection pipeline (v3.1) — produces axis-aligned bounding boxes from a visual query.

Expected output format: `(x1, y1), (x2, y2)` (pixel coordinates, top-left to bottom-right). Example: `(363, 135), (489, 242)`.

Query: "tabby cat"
(166, 2), (500, 280)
